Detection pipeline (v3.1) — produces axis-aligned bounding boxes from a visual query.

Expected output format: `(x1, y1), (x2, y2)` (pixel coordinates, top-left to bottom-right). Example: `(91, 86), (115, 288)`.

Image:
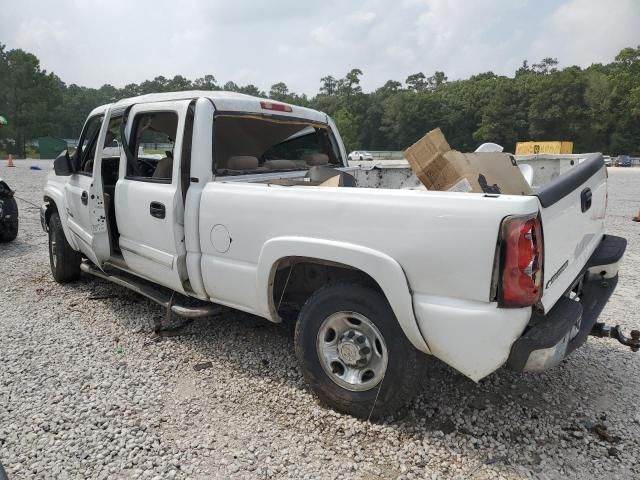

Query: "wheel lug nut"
(361, 346), (370, 355)
(356, 335), (366, 344)
(346, 330), (355, 338)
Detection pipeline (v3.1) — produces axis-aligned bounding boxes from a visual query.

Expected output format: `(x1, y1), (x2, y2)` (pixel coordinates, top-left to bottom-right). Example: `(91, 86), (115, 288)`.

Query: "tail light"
(497, 214), (544, 307)
(260, 101), (292, 113)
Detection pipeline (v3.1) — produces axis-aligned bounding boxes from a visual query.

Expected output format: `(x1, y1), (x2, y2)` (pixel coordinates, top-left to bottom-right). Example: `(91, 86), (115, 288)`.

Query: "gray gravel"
(1, 160), (639, 480)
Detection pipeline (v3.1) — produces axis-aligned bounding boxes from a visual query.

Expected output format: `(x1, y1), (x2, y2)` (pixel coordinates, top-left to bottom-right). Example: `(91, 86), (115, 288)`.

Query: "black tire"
(0, 196), (18, 242)
(295, 283), (425, 419)
(48, 211), (81, 283)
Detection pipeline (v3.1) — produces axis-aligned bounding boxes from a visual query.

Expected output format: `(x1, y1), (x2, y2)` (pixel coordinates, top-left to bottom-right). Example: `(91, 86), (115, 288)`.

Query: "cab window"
(126, 112), (178, 183)
(76, 115), (104, 176)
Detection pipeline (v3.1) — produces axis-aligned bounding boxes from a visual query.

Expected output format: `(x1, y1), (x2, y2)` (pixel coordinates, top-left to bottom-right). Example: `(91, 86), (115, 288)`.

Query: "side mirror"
(53, 150), (73, 176)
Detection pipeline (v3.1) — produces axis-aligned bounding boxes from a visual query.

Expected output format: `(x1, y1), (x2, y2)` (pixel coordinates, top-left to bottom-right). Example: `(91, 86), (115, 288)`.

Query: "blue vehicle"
(615, 155), (632, 167)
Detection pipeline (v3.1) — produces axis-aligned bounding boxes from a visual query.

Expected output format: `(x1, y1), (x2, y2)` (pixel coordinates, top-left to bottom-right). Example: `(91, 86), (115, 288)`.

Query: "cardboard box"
(404, 128), (531, 195)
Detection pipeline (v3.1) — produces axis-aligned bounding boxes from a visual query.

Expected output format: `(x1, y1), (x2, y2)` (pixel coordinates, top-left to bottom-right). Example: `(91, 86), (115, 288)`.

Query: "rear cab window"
(213, 115), (343, 176)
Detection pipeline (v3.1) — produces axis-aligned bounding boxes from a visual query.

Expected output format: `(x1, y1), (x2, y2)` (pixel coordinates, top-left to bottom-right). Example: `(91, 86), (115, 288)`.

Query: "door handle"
(581, 188), (592, 213)
(149, 201), (166, 219)
(81, 191), (88, 206)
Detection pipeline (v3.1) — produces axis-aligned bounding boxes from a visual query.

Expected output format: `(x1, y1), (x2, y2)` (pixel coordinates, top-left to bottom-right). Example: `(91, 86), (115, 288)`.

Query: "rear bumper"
(506, 234), (626, 372)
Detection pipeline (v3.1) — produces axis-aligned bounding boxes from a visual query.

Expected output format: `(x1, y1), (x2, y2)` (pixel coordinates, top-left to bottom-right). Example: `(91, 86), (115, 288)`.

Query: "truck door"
(64, 113), (104, 265)
(89, 106), (125, 265)
(114, 101), (192, 292)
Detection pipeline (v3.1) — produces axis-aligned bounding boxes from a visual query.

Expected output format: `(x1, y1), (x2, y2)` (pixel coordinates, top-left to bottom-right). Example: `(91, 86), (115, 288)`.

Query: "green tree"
(427, 71), (448, 89)
(405, 72), (427, 92)
(223, 81), (240, 92)
(337, 68), (363, 96)
(238, 84), (265, 97)
(269, 82), (289, 101)
(319, 75), (338, 96)
(332, 107), (358, 151)
(194, 74), (218, 90)
(0, 46), (64, 156)
(2, 44), (640, 158)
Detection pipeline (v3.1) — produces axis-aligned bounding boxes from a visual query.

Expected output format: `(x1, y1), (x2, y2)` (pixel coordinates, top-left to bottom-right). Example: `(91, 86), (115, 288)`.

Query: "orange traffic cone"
(7, 154), (15, 167)
(633, 210), (640, 222)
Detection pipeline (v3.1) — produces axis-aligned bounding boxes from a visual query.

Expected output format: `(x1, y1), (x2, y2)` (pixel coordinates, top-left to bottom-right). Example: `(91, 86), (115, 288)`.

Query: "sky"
(1, 0), (639, 95)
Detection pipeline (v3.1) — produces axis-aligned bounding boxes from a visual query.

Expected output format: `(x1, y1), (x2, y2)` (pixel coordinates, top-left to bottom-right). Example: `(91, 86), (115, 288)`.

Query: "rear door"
(114, 100), (192, 292)
(534, 154), (608, 311)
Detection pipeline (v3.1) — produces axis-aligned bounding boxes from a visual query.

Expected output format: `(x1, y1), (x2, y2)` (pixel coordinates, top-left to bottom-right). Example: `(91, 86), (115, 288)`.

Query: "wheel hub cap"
(337, 330), (372, 366)
(317, 312), (388, 392)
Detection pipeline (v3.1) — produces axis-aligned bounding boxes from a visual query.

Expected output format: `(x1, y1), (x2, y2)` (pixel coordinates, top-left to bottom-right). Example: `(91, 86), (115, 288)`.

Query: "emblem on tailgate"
(546, 260), (569, 289)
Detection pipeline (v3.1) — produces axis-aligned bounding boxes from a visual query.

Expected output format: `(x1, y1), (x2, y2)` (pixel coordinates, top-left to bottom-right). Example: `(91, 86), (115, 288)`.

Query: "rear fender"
(257, 236), (430, 354)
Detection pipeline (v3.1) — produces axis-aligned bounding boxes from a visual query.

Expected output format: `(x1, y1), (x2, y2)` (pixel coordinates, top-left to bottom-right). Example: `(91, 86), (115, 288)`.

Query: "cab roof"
(89, 90), (327, 124)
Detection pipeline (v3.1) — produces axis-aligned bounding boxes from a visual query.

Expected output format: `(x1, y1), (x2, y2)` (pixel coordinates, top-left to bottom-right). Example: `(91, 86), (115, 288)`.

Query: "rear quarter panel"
(198, 182), (540, 311)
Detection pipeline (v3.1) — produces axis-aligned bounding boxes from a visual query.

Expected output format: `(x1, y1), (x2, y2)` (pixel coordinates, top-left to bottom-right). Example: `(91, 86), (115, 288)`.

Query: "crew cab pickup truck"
(41, 91), (630, 418)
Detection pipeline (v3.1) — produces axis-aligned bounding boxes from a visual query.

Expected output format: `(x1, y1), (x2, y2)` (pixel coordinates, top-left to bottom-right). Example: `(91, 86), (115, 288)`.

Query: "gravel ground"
(1, 160), (639, 480)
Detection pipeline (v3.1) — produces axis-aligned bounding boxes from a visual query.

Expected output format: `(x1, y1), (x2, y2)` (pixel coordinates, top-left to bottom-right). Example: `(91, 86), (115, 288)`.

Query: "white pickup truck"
(41, 91), (632, 418)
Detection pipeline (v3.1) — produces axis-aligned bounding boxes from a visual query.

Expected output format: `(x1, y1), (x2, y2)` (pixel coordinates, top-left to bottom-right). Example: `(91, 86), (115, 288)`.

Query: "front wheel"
(295, 283), (425, 419)
(48, 211), (81, 283)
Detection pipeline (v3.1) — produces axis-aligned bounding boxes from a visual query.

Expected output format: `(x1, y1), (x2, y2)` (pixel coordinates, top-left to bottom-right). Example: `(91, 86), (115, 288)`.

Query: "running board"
(80, 262), (220, 318)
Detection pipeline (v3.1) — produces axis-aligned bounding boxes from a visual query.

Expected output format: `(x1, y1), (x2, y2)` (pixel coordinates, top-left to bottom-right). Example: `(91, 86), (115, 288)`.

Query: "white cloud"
(529, 0), (640, 66)
(1, 0), (638, 95)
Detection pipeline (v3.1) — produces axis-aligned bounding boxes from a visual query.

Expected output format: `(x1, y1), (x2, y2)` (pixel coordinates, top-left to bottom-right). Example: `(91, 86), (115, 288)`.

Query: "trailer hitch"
(591, 323), (640, 352)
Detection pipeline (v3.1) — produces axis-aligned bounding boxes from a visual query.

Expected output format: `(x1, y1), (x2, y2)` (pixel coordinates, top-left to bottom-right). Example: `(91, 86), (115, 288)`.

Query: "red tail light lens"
(260, 101), (292, 113)
(498, 214), (544, 307)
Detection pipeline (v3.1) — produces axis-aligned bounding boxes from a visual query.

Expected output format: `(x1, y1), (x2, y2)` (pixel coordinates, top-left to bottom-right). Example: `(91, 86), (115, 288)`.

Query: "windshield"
(213, 115), (342, 176)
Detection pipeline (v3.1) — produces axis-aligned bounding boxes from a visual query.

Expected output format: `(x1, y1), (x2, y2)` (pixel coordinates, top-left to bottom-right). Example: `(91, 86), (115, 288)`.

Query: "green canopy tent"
(0, 115), (7, 126)
(38, 136), (67, 159)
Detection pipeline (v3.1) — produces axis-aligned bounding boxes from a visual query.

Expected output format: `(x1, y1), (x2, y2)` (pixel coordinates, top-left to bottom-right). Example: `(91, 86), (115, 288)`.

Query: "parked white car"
(41, 91), (630, 418)
(348, 150), (373, 161)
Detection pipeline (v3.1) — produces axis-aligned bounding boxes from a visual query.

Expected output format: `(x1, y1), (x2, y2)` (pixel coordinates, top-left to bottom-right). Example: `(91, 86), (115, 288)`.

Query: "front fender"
(43, 182), (79, 251)
(256, 236), (430, 354)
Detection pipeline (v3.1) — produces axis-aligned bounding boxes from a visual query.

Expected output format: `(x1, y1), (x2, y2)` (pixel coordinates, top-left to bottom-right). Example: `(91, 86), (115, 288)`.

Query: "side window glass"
(126, 111), (178, 183)
(103, 116), (122, 156)
(101, 116), (123, 186)
(77, 115), (104, 176)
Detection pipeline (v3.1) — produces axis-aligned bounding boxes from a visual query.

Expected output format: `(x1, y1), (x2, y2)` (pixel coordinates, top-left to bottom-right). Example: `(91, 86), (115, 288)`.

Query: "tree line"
(1, 43), (639, 157)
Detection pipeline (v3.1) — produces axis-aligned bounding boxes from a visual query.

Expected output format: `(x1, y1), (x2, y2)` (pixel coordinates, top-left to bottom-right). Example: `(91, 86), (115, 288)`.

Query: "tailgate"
(532, 154), (607, 312)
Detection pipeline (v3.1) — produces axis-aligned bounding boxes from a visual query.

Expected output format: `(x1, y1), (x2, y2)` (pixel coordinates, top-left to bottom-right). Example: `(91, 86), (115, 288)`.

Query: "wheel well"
(43, 196), (58, 226)
(270, 257), (383, 319)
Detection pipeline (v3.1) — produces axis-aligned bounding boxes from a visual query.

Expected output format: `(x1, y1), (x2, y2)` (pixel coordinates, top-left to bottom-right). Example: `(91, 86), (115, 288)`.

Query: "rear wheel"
(48, 211), (81, 283)
(295, 283), (424, 419)
(0, 196), (18, 242)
